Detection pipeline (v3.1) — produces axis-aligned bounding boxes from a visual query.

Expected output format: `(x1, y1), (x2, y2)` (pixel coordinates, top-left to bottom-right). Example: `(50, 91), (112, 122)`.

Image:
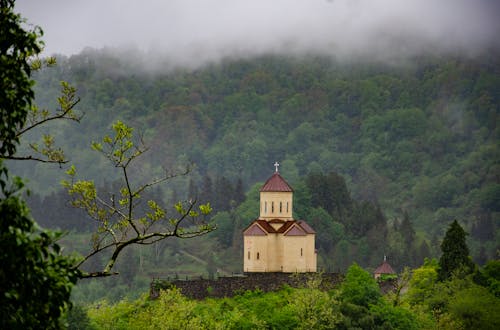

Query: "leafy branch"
(1, 57), (82, 164)
(62, 121), (214, 278)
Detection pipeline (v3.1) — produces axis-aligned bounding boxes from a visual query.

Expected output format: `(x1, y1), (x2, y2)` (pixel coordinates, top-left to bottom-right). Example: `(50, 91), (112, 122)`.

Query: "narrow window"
(248, 251), (250, 260)
(280, 202), (282, 213)
(272, 202), (274, 213)
(286, 202), (289, 213)
(257, 252), (260, 260)
(300, 248), (303, 257)
(265, 202), (267, 213)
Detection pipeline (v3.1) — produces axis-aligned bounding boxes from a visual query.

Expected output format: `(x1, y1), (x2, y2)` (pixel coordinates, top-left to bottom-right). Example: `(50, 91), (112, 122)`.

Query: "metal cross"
(274, 161), (280, 172)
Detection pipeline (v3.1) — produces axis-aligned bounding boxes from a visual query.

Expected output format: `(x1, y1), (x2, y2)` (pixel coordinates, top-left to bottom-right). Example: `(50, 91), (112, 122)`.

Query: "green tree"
(338, 263), (420, 329)
(447, 284), (500, 329)
(288, 288), (342, 329)
(0, 181), (80, 329)
(0, 0), (40, 156)
(0, 1), (80, 327)
(64, 305), (94, 330)
(481, 260), (500, 297)
(438, 220), (474, 281)
(305, 171), (353, 221)
(370, 301), (420, 330)
(399, 211), (415, 245)
(405, 258), (439, 307)
(340, 263), (381, 307)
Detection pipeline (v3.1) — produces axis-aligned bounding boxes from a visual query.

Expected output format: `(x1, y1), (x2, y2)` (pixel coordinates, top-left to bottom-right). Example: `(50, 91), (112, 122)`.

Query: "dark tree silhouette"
(438, 220), (474, 281)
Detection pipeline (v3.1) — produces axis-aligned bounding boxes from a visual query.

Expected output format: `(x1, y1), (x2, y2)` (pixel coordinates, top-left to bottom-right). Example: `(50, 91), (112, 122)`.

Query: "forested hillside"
(10, 51), (498, 298)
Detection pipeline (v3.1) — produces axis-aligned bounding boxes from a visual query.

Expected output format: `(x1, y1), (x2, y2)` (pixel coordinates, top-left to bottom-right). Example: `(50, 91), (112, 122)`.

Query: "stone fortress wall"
(150, 272), (343, 300)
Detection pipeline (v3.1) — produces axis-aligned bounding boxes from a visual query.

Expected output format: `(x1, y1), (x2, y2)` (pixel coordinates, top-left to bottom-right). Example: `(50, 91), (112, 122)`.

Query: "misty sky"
(16, 0), (500, 66)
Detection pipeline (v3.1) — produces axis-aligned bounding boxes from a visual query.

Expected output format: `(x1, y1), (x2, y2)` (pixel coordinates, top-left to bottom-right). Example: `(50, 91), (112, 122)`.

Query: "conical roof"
(374, 260), (396, 275)
(260, 172), (293, 192)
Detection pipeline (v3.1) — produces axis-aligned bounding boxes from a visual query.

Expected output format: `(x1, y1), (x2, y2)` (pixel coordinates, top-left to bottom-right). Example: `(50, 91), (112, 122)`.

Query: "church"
(243, 163), (317, 273)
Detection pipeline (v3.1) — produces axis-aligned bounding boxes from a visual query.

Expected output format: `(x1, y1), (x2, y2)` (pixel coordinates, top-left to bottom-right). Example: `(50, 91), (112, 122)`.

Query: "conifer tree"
(399, 211), (415, 246)
(233, 177), (245, 205)
(438, 220), (474, 281)
(200, 174), (213, 205)
(416, 240), (431, 265)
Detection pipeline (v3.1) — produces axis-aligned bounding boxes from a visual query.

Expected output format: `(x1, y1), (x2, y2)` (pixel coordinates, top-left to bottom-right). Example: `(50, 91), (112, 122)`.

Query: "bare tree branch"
(0, 155), (69, 164)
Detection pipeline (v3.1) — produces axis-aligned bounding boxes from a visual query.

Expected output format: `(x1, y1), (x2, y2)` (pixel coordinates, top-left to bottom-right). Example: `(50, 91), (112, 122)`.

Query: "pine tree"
(416, 240), (431, 265)
(214, 176), (232, 211)
(233, 177), (245, 205)
(438, 220), (474, 281)
(399, 211), (417, 266)
(200, 174), (213, 205)
(399, 211), (415, 246)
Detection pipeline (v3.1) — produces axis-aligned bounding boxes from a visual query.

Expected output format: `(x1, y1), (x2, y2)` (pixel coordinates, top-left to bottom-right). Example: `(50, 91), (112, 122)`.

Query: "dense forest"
(68, 257), (500, 329)
(9, 50), (499, 303)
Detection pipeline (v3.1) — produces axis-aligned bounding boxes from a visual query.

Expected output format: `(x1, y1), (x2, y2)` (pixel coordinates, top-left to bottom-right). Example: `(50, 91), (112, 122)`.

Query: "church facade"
(243, 165), (317, 273)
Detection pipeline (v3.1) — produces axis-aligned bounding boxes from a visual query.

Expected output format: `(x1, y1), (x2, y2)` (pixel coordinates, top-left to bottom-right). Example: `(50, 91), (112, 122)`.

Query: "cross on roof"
(274, 161), (280, 172)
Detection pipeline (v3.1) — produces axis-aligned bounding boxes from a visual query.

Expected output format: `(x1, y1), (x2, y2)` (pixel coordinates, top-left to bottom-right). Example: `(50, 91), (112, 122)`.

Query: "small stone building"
(243, 165), (317, 273)
(373, 256), (396, 279)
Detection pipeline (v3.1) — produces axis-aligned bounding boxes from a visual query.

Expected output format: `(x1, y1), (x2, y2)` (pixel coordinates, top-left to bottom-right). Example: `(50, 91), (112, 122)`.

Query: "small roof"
(260, 172), (293, 192)
(244, 224), (267, 236)
(296, 220), (316, 234)
(284, 225), (307, 236)
(374, 260), (396, 275)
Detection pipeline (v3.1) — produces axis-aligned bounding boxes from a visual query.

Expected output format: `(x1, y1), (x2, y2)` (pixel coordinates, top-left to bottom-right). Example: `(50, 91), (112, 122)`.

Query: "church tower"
(243, 163), (317, 273)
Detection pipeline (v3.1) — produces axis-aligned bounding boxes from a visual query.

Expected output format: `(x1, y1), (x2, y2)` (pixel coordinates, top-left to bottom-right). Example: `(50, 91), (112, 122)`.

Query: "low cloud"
(17, 0), (500, 68)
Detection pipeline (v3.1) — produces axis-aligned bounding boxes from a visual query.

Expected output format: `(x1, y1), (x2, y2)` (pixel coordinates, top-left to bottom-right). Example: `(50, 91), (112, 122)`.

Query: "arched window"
(271, 202), (274, 213)
(257, 252), (260, 260)
(300, 248), (303, 257)
(280, 202), (282, 213)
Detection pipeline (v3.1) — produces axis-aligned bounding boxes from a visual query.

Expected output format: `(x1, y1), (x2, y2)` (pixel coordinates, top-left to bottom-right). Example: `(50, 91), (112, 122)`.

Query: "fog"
(17, 0), (500, 68)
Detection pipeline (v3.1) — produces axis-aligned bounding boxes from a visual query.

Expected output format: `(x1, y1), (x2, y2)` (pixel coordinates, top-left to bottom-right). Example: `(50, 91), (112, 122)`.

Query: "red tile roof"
(374, 261), (396, 275)
(276, 221), (295, 233)
(255, 220), (278, 233)
(260, 172), (293, 192)
(244, 224), (267, 236)
(297, 220), (316, 234)
(284, 225), (306, 236)
(244, 219), (316, 236)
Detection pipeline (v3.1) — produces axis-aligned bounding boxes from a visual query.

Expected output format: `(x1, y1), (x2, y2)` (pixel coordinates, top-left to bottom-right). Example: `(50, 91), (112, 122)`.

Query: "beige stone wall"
(243, 235), (268, 272)
(266, 234), (283, 272)
(282, 235), (306, 272)
(305, 234), (317, 272)
(244, 232), (316, 273)
(281, 235), (316, 272)
(259, 191), (293, 220)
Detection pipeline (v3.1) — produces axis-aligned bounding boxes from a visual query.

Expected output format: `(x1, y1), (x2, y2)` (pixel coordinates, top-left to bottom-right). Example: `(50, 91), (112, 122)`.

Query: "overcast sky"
(16, 0), (500, 67)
